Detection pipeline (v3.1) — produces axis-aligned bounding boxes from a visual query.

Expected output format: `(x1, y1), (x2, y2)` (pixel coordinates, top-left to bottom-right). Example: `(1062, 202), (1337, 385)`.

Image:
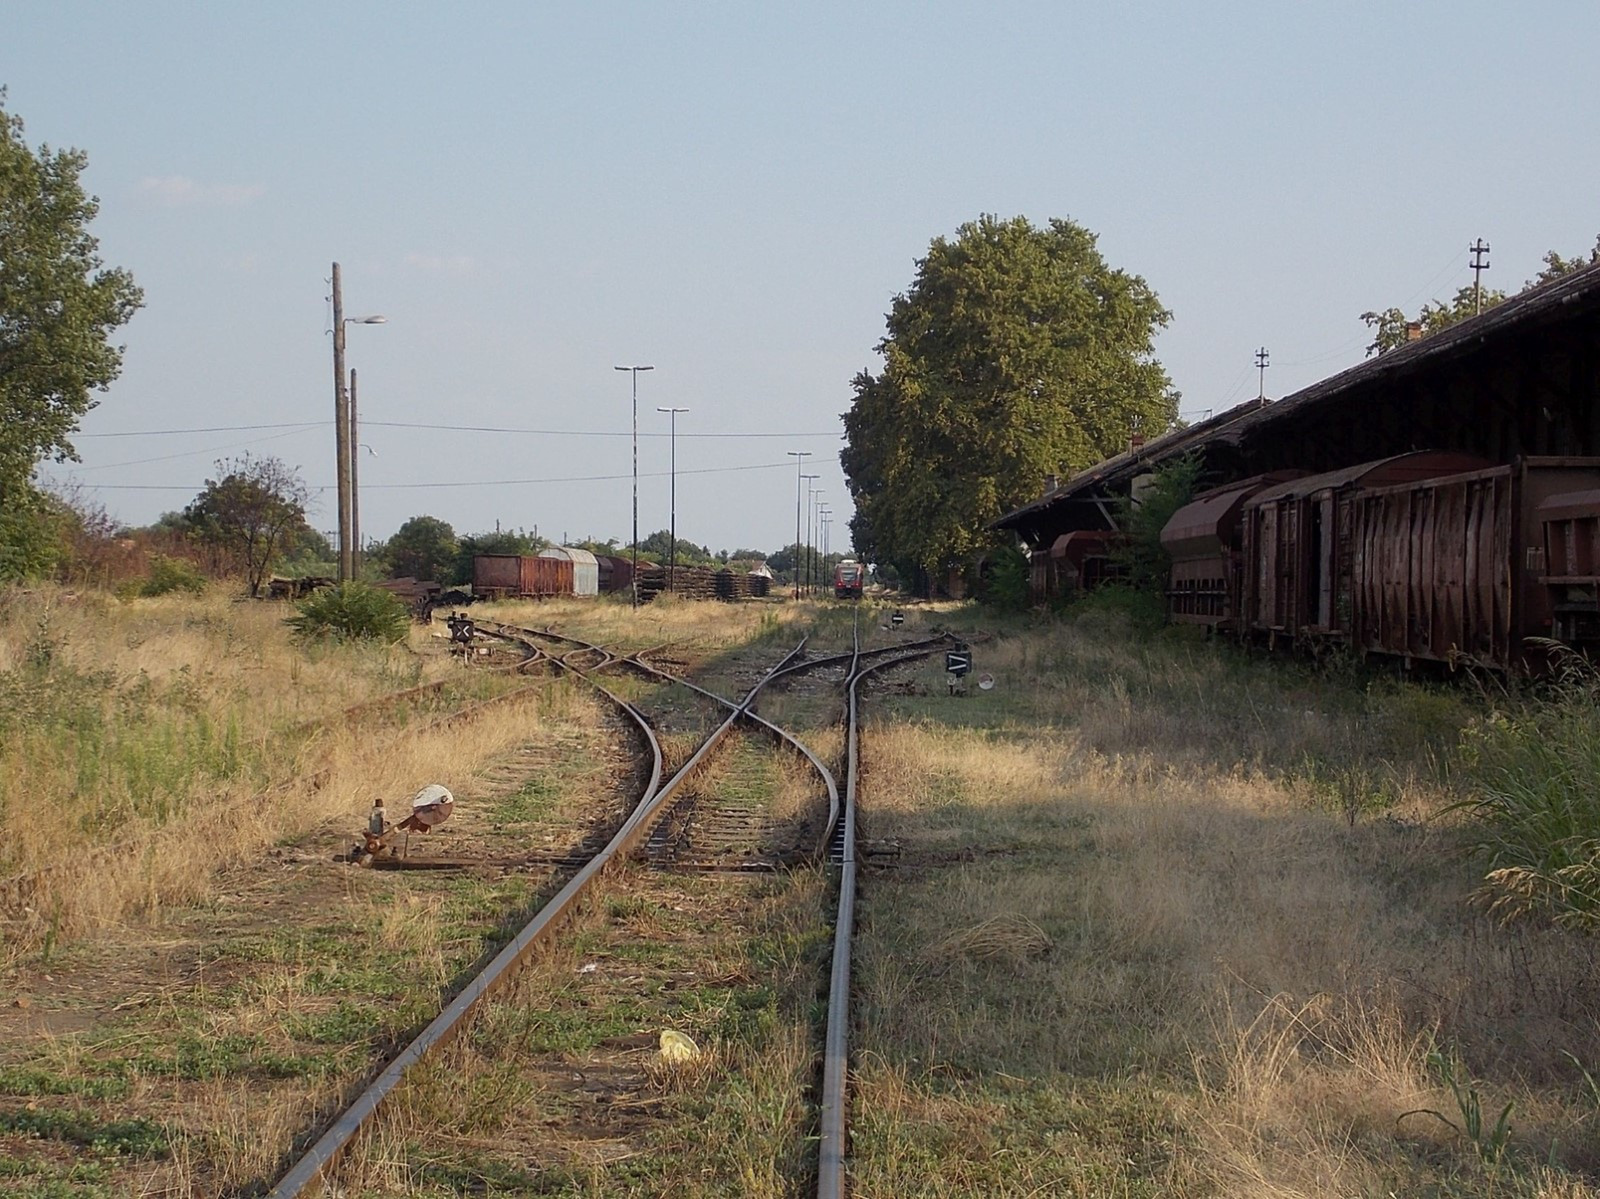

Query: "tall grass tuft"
(1459, 646), (1600, 931)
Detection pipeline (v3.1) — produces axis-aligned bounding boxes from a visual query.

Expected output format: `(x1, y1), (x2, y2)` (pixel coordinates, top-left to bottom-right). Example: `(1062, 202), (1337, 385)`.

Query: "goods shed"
(995, 260), (1600, 562)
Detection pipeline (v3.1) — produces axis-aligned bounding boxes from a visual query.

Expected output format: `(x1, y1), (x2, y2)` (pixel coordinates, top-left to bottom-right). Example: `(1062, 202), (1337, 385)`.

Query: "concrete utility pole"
(615, 365), (655, 607)
(332, 264), (351, 581)
(786, 451), (810, 599)
(1471, 238), (1492, 314)
(1255, 346), (1270, 404)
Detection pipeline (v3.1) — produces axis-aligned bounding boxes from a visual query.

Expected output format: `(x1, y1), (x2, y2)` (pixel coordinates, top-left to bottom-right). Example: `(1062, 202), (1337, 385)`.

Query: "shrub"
(136, 554), (208, 597)
(1459, 649), (1600, 931)
(1112, 452), (1203, 594)
(286, 581), (410, 644)
(980, 545), (1031, 613)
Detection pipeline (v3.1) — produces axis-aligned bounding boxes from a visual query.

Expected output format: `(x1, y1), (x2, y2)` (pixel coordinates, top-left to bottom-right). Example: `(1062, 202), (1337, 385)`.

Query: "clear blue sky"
(10, 1), (1599, 555)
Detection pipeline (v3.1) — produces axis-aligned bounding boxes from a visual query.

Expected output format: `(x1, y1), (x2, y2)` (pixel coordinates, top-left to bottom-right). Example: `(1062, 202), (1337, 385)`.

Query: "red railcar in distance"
(471, 554), (572, 599)
(834, 559), (864, 598)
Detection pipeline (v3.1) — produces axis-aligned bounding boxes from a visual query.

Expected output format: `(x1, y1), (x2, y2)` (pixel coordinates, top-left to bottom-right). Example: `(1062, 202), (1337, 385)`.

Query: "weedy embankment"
(851, 603), (1600, 1198)
(0, 584), (534, 963)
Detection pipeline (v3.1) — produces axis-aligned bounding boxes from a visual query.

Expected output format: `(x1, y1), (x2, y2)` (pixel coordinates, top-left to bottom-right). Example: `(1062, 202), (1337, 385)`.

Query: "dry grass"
(850, 607), (1600, 1197)
(0, 583), (538, 964)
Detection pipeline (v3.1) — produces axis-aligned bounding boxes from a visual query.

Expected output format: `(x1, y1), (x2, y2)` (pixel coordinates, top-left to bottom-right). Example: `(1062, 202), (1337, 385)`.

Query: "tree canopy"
(382, 514), (458, 582)
(1361, 236), (1600, 356)
(0, 93), (142, 511)
(841, 214), (1175, 577)
(181, 455), (310, 596)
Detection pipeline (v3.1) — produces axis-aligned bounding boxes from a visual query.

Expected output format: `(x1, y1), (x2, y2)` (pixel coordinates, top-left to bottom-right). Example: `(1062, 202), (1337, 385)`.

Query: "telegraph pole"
(331, 264), (352, 581)
(1470, 238), (1491, 314)
(1255, 346), (1270, 404)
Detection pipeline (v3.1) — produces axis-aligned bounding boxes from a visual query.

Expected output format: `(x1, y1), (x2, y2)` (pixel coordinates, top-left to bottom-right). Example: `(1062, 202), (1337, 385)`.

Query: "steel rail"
(271, 630), (810, 1195)
(489, 623), (849, 862)
(267, 633), (676, 1197)
(817, 617), (954, 1199)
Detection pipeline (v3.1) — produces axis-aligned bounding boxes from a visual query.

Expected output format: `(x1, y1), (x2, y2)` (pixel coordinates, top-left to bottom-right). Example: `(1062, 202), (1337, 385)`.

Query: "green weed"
(0, 1107), (169, 1158)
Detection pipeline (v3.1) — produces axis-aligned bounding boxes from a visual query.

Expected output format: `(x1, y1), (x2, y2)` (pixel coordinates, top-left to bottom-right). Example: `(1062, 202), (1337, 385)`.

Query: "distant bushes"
(127, 555), (208, 597)
(286, 581), (410, 644)
(1460, 650), (1600, 931)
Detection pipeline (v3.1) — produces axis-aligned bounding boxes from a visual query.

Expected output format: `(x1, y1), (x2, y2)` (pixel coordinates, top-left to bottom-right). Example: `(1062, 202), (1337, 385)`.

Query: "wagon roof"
(1246, 451), (1491, 506)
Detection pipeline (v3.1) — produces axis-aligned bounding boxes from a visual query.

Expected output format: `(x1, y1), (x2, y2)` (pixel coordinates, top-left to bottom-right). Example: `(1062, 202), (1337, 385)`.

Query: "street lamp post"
(656, 406), (688, 582)
(615, 365), (655, 608)
(801, 475), (820, 597)
(329, 262), (385, 582)
(786, 451), (810, 599)
(809, 488), (827, 596)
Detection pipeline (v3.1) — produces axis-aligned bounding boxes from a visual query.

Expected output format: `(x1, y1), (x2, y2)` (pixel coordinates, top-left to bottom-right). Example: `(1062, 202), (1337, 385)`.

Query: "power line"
(76, 420), (842, 440)
(77, 422), (323, 438)
(48, 458), (801, 492)
(70, 427), (317, 470)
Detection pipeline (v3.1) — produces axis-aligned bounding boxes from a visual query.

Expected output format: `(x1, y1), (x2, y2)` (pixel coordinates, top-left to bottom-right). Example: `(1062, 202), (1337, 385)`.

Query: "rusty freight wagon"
(1239, 452), (1488, 644)
(1540, 486), (1600, 649)
(1348, 457), (1600, 671)
(1161, 472), (1304, 626)
(471, 553), (573, 599)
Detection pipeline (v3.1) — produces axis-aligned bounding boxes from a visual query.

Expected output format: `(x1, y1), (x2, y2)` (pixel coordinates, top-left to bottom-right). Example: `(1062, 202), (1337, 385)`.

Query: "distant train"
(1160, 451), (1600, 671)
(834, 558), (865, 599)
(470, 551), (772, 603)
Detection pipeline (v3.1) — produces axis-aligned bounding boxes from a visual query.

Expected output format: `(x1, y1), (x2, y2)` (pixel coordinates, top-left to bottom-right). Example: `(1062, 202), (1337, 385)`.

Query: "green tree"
(383, 514), (458, 581)
(1361, 235), (1600, 356)
(842, 214), (1175, 580)
(1360, 284), (1508, 356)
(637, 528), (714, 567)
(1529, 236), (1600, 286)
(182, 454), (311, 596)
(453, 529), (545, 585)
(0, 93), (142, 512)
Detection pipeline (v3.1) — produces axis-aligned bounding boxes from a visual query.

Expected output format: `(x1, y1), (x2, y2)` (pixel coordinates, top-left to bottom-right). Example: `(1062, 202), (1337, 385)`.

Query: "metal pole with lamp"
(801, 476), (820, 597)
(615, 365), (654, 607)
(329, 263), (386, 582)
(656, 406), (688, 583)
(786, 451), (810, 599)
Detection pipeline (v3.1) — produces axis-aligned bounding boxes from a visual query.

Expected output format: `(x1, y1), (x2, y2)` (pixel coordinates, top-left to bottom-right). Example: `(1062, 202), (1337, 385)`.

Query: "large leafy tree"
(182, 455), (311, 596)
(382, 514), (458, 581)
(0, 93), (142, 512)
(841, 215), (1175, 578)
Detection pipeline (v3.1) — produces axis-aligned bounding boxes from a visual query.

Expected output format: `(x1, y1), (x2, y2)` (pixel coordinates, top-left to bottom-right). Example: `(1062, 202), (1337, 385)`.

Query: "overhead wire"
(76, 420), (842, 440)
(46, 458), (800, 492)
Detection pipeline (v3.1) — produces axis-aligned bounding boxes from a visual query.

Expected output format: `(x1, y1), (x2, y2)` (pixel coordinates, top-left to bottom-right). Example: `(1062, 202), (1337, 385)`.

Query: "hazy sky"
(10, 2), (1599, 555)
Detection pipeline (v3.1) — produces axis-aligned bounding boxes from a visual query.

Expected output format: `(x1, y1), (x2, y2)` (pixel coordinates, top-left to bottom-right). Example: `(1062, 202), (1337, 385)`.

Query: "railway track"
(266, 612), (953, 1197)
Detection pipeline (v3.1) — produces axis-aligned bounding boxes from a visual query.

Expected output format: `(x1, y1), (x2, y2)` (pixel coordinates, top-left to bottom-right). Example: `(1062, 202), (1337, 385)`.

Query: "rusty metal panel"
(472, 555), (522, 593)
(518, 555), (572, 597)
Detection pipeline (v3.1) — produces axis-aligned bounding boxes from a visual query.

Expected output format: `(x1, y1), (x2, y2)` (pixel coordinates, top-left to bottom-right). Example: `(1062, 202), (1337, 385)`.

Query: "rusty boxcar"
(1162, 472), (1304, 627)
(1240, 452), (1489, 644)
(471, 554), (573, 599)
(1347, 457), (1600, 670)
(1540, 487), (1600, 649)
